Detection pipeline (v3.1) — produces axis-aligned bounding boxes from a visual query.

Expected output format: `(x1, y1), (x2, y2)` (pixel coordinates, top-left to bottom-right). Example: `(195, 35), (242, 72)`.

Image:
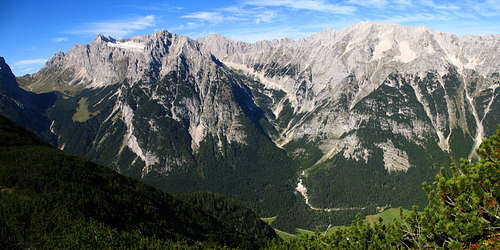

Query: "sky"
(1, 0), (499, 76)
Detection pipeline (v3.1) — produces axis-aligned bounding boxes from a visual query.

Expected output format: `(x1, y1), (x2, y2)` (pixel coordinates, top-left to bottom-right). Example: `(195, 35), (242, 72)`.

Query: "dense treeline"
(0, 113), (498, 249)
(0, 115), (277, 249)
(177, 192), (277, 249)
(266, 125), (500, 249)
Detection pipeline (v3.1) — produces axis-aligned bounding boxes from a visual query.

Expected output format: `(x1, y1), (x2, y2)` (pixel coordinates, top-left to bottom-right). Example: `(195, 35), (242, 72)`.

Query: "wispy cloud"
(118, 3), (182, 11)
(181, 11), (246, 23)
(52, 37), (68, 43)
(419, 0), (460, 10)
(169, 22), (202, 31)
(181, 12), (225, 22)
(70, 15), (156, 37)
(470, 0), (500, 17)
(393, 0), (412, 5)
(14, 58), (47, 66)
(255, 11), (278, 24)
(347, 0), (388, 8)
(11, 59), (47, 76)
(380, 12), (446, 24)
(244, 0), (356, 14)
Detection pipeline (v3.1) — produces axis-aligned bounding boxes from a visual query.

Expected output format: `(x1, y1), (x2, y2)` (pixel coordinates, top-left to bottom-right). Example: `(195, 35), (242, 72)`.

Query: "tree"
(415, 126), (500, 248)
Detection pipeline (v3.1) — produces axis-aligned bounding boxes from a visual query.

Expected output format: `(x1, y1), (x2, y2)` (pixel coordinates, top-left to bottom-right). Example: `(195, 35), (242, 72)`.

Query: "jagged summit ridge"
(6, 22), (500, 222)
(29, 30), (218, 89)
(18, 22), (500, 173)
(32, 22), (499, 93)
(198, 22), (499, 170)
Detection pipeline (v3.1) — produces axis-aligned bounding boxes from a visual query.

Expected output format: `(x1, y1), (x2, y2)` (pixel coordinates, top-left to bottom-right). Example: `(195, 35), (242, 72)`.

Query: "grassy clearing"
(296, 228), (314, 236)
(285, 208), (410, 237)
(365, 207), (410, 225)
(261, 216), (277, 226)
(275, 229), (296, 240)
(72, 97), (99, 122)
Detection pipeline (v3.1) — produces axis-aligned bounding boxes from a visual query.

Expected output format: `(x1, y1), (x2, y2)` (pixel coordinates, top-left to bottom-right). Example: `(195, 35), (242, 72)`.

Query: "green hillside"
(267, 125), (500, 249)
(365, 207), (410, 225)
(0, 115), (277, 249)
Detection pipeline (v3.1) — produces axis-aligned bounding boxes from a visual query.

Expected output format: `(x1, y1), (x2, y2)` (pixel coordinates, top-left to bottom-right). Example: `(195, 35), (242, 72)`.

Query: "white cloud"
(419, 0), (460, 10)
(181, 12), (225, 22)
(70, 15), (156, 37)
(380, 12), (447, 24)
(169, 22), (202, 31)
(14, 58), (47, 66)
(348, 0), (388, 8)
(255, 11), (278, 24)
(52, 37), (68, 43)
(470, 0), (500, 17)
(219, 6), (254, 16)
(181, 11), (246, 23)
(244, 0), (356, 14)
(393, 0), (412, 5)
(11, 59), (47, 76)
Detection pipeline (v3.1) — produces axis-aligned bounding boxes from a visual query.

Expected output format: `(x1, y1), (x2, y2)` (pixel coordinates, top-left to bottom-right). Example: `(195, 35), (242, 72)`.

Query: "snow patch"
(107, 40), (145, 52)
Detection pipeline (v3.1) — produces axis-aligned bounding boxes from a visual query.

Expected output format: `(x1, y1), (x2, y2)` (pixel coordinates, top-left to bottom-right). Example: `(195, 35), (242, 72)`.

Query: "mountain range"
(2, 21), (499, 231)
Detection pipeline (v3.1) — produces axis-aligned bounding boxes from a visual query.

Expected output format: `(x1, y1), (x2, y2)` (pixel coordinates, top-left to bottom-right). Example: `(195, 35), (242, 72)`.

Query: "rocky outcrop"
(199, 22), (500, 170)
(14, 22), (499, 215)
(0, 57), (56, 141)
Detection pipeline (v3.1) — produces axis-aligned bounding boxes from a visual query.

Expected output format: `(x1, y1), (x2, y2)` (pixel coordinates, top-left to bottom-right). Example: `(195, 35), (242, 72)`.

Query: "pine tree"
(416, 126), (500, 248)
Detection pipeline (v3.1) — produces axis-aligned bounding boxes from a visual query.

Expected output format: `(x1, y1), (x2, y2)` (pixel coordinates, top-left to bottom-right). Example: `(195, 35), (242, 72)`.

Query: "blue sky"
(1, 0), (499, 76)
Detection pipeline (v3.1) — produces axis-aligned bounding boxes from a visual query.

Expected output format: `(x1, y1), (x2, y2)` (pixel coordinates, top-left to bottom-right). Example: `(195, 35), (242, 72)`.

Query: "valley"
(1, 22), (499, 233)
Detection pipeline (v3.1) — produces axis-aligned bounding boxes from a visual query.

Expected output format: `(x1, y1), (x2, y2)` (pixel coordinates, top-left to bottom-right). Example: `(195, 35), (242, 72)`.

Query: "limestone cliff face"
(199, 22), (500, 172)
(19, 22), (500, 175)
(13, 22), (499, 213)
(19, 31), (264, 177)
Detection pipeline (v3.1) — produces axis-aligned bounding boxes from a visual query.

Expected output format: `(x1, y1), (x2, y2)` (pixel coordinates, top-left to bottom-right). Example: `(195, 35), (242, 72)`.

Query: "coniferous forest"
(0, 113), (498, 248)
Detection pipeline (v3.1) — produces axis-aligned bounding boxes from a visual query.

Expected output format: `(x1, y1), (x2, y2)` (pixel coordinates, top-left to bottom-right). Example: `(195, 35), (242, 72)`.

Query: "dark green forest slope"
(0, 113), (498, 249)
(268, 126), (500, 249)
(0, 115), (277, 249)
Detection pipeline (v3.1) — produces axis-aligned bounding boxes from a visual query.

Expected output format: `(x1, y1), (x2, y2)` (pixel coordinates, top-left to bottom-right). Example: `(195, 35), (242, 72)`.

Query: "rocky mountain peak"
(0, 56), (22, 97)
(94, 33), (115, 43)
(0, 57), (11, 77)
(4, 22), (499, 227)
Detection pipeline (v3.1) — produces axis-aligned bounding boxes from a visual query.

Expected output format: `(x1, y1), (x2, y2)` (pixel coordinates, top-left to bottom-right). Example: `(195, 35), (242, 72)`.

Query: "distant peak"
(45, 51), (65, 67)
(151, 29), (172, 39)
(95, 33), (115, 43)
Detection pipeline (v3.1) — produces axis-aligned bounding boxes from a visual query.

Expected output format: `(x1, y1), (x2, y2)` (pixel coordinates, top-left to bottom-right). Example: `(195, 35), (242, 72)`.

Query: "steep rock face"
(0, 57), (56, 141)
(23, 31), (253, 157)
(13, 22), (500, 229)
(199, 22), (499, 164)
(16, 32), (297, 218)
(198, 22), (500, 209)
